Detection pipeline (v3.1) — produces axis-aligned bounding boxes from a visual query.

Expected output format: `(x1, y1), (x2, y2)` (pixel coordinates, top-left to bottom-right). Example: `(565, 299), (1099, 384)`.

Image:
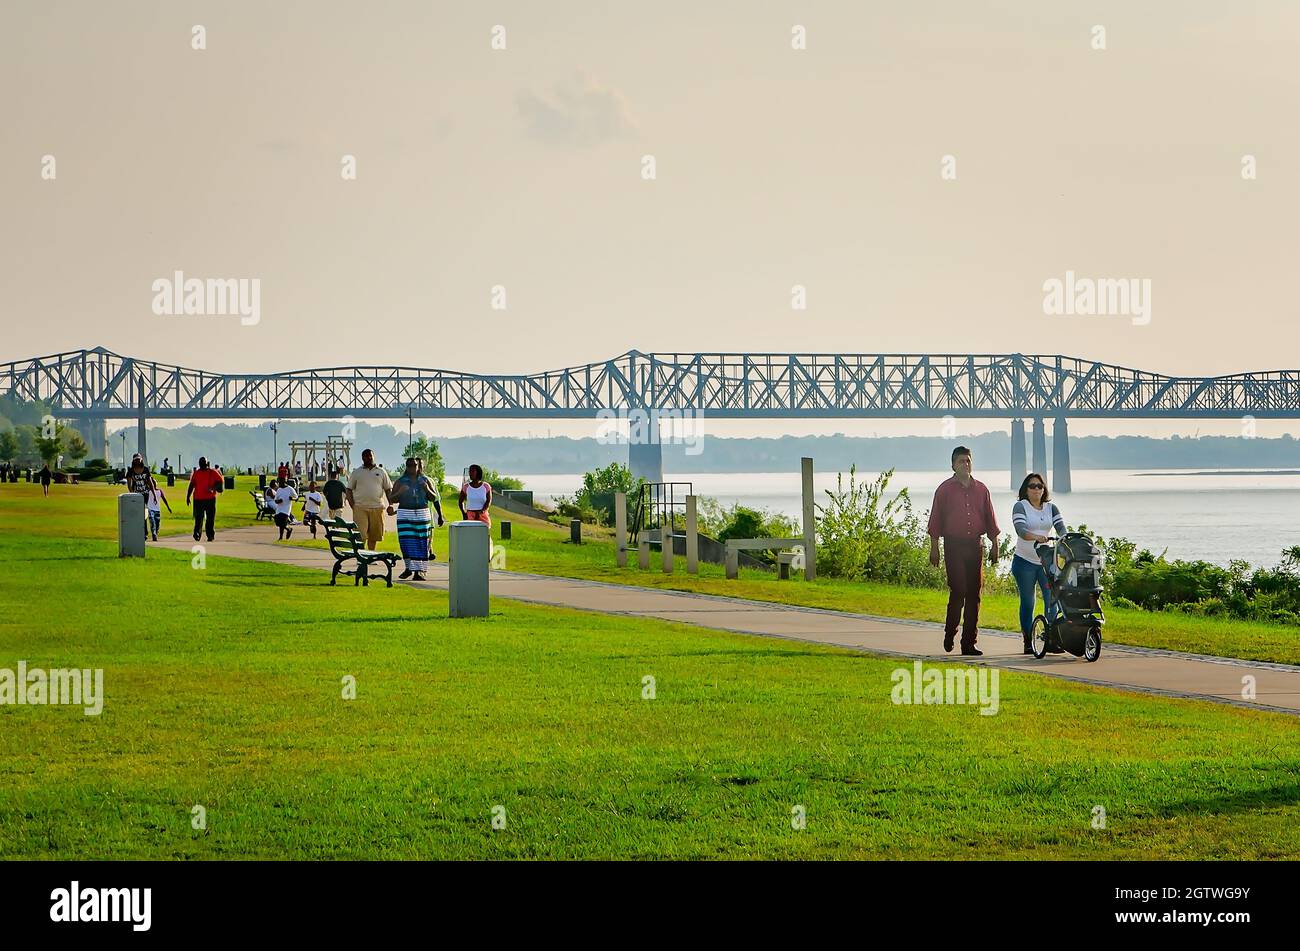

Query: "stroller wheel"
(1084, 626), (1103, 663)
(1030, 616), (1050, 659)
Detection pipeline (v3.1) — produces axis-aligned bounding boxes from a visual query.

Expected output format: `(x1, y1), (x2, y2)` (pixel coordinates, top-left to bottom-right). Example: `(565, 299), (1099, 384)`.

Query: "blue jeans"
(1011, 554), (1051, 635)
(148, 510), (161, 536)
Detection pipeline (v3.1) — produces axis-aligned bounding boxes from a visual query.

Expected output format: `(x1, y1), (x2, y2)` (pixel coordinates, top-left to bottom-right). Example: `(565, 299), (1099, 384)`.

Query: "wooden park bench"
(250, 491), (273, 521)
(724, 537), (805, 580)
(325, 519), (399, 588)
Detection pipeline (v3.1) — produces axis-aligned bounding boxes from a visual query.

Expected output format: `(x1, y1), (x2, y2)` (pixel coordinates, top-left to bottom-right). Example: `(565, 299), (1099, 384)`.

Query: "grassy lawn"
(12, 479), (1300, 665)
(3, 483), (1300, 859)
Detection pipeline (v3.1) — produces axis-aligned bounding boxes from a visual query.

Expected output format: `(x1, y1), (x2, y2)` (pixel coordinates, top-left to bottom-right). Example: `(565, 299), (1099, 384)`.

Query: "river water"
(518, 469), (1300, 569)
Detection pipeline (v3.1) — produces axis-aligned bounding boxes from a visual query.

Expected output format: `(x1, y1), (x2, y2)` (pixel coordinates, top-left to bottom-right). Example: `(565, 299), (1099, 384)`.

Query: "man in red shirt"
(186, 456), (225, 542)
(927, 446), (1000, 655)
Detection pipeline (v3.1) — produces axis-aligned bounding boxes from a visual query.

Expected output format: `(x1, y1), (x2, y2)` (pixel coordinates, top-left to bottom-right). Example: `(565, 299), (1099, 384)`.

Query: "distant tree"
(0, 429), (18, 464)
(14, 425), (39, 466)
(35, 428), (65, 466)
(63, 428), (88, 464)
(480, 466), (524, 491)
(400, 435), (447, 490)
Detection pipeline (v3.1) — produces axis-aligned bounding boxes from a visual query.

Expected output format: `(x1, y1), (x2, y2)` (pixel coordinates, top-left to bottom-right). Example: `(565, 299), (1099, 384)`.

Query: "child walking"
(146, 484), (173, 541)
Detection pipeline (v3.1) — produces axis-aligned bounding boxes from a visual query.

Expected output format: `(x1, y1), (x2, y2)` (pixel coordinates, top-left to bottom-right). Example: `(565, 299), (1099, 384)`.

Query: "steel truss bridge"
(4, 347), (1297, 491)
(4, 347), (1298, 420)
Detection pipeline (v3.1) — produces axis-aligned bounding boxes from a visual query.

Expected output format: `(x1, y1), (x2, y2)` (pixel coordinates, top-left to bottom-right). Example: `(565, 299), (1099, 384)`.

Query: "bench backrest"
(325, 519), (364, 556)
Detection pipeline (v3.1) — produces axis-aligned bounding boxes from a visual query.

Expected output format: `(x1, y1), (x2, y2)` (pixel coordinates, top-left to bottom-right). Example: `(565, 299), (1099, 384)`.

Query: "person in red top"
(927, 446), (1000, 656)
(186, 456), (225, 542)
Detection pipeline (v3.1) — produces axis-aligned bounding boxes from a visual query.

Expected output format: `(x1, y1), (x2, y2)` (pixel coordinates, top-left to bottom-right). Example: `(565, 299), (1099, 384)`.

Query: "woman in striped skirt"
(388, 457), (444, 581)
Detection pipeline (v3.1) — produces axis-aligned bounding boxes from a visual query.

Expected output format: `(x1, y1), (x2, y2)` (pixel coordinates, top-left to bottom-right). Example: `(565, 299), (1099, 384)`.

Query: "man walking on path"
(186, 456), (224, 542)
(927, 446), (1000, 656)
(346, 448), (393, 551)
(321, 469), (347, 522)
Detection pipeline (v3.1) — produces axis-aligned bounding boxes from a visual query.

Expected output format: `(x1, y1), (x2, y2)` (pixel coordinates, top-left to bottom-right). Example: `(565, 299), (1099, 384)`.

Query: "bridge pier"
(1052, 417), (1072, 493)
(629, 436), (663, 484)
(1009, 419), (1026, 491)
(1031, 417), (1047, 479)
(84, 419), (108, 462)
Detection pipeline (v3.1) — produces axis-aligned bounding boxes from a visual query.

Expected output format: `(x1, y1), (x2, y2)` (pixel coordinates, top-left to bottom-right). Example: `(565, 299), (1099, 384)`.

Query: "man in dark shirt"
(321, 469), (347, 522)
(927, 446), (1000, 655)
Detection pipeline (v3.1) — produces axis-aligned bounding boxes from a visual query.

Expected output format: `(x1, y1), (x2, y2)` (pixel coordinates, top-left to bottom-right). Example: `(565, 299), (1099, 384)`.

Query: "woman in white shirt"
(1010, 473), (1067, 654)
(458, 463), (492, 529)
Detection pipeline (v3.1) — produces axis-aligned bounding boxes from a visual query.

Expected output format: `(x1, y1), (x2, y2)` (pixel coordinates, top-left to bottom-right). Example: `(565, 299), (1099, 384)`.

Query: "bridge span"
(4, 347), (1299, 492)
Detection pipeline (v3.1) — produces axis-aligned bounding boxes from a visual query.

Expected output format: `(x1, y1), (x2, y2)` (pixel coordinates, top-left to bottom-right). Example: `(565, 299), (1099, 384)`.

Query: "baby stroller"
(1030, 532), (1105, 662)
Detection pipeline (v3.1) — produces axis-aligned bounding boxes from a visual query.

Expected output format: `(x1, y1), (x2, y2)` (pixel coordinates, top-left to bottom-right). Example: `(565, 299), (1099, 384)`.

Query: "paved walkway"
(156, 527), (1300, 716)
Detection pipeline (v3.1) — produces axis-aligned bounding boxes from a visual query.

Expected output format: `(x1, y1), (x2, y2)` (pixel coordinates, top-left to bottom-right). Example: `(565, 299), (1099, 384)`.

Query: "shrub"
(815, 466), (947, 588)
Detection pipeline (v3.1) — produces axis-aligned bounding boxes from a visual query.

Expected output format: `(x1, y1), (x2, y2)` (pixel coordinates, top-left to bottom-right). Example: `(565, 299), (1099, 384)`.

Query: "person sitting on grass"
(272, 478), (298, 541)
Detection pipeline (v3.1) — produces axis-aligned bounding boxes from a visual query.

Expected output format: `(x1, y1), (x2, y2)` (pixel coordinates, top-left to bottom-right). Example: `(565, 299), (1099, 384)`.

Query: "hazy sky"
(2, 1), (1297, 438)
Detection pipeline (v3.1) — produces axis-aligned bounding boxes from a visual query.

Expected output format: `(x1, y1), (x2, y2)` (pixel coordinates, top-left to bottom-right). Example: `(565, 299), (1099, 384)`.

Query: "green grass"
(3, 484), (1300, 859)
(14, 479), (1300, 665)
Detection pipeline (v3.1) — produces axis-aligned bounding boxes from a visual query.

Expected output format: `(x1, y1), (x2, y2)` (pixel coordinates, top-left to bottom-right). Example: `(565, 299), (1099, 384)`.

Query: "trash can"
(259, 473), (267, 489)
(224, 475), (235, 491)
(166, 472), (175, 487)
(570, 519), (582, 544)
(500, 520), (511, 540)
(118, 493), (146, 558)
(448, 520), (489, 617)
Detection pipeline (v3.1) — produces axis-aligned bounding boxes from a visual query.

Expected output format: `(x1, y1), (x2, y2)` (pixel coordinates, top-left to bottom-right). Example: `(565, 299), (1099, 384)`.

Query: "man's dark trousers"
(943, 536), (983, 649)
(193, 499), (216, 541)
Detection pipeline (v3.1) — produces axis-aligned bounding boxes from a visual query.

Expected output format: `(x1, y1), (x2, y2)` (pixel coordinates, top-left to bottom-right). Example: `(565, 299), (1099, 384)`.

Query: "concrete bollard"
(448, 520), (490, 617)
(661, 529), (673, 574)
(570, 519), (582, 544)
(500, 520), (511, 540)
(686, 495), (699, 574)
(118, 493), (146, 558)
(638, 532), (650, 570)
(615, 491), (627, 568)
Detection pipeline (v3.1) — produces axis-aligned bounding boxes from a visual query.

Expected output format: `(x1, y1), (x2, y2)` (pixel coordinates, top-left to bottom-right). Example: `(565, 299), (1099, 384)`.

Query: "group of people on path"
(259, 451), (493, 581)
(927, 446), (1065, 656)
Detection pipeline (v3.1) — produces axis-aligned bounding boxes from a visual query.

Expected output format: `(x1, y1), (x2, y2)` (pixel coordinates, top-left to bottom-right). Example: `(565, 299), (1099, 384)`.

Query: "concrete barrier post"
(118, 493), (145, 558)
(661, 527), (673, 574)
(725, 544), (738, 580)
(685, 495), (698, 574)
(801, 456), (816, 581)
(448, 520), (490, 617)
(638, 532), (650, 569)
(615, 491), (627, 567)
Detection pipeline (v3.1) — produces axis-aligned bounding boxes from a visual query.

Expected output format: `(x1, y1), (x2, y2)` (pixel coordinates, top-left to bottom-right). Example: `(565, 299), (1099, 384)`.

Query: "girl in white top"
(1010, 473), (1067, 654)
(458, 463), (493, 529)
(146, 486), (172, 541)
